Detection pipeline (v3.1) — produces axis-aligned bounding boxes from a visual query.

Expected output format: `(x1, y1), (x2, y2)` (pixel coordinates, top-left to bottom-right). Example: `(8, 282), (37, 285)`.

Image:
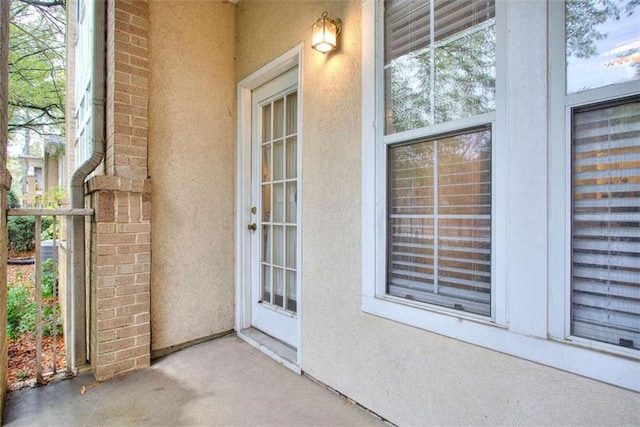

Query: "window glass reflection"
(566, 0), (640, 94)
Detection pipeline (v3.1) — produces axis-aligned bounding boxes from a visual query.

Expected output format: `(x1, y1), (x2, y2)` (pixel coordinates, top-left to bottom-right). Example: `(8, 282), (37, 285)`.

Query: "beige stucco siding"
(236, 1), (639, 425)
(148, 0), (236, 351)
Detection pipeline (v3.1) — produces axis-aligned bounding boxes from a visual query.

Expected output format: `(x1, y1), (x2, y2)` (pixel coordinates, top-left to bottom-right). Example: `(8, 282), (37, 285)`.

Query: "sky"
(567, 1), (640, 94)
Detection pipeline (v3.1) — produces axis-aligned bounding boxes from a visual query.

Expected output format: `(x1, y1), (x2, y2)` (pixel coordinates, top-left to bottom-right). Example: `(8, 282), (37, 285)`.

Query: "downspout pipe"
(69, 0), (106, 369)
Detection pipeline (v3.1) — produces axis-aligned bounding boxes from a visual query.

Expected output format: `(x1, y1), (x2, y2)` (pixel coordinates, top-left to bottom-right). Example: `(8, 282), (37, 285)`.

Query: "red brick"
(98, 314), (136, 331)
(135, 273), (150, 284)
(97, 308), (116, 321)
(98, 352), (117, 366)
(115, 344), (148, 362)
(114, 324), (148, 339)
(118, 223), (149, 233)
(135, 312), (150, 324)
(115, 302), (149, 318)
(97, 286), (116, 298)
(116, 1), (148, 20)
(99, 337), (136, 353)
(116, 263), (148, 275)
(130, 136), (147, 147)
(97, 359), (135, 379)
(97, 295), (136, 310)
(135, 334), (150, 346)
(115, 284), (147, 296)
(97, 244), (116, 256)
(136, 293), (150, 304)
(135, 253), (150, 264)
(97, 223), (117, 234)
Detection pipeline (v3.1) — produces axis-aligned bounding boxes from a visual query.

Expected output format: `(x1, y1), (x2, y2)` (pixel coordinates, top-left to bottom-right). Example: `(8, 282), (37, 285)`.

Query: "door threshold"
(237, 328), (300, 374)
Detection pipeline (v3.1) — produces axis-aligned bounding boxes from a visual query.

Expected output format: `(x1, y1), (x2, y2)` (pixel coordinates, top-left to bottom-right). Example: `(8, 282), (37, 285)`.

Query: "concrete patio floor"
(2, 335), (384, 426)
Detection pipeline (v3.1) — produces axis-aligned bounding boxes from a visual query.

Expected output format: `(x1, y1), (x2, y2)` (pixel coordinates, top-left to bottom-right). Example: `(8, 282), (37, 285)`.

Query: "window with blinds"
(383, 0), (495, 133)
(383, 0), (495, 316)
(384, 0), (495, 62)
(571, 96), (640, 350)
(388, 127), (492, 316)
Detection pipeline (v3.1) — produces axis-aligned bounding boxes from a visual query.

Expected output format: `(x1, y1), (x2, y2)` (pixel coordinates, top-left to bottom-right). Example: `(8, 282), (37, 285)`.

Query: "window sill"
(376, 293), (503, 329)
(553, 335), (640, 363)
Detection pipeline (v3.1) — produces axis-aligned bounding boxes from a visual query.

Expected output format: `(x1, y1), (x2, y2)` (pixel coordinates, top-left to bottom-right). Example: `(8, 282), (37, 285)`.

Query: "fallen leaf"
(7, 263), (67, 390)
(80, 385), (86, 394)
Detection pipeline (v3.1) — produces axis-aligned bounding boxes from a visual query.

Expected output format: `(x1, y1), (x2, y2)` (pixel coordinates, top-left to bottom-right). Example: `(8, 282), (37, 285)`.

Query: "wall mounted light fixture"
(311, 11), (342, 53)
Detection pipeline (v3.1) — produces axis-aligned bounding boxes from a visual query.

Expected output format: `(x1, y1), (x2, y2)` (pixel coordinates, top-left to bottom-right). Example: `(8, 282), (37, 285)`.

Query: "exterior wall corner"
(88, 0), (151, 381)
(0, 0), (10, 417)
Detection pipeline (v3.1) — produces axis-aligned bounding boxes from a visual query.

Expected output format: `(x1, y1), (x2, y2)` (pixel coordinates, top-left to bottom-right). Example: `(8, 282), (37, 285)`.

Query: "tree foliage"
(566, 0), (639, 59)
(566, 0), (620, 59)
(386, 20), (495, 133)
(566, 0), (640, 79)
(8, 0), (66, 136)
(386, 0), (639, 133)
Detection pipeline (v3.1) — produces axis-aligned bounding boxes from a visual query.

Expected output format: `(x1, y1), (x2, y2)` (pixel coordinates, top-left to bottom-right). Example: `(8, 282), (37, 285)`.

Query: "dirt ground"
(7, 263), (67, 390)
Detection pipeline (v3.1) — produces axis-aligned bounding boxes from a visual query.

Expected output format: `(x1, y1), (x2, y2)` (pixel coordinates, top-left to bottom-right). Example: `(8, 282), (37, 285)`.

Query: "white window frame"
(548, 0), (640, 359)
(362, 0), (507, 335)
(362, 0), (640, 392)
(74, 0), (93, 168)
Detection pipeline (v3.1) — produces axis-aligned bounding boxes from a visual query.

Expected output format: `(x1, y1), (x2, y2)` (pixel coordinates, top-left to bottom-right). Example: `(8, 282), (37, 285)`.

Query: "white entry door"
(249, 67), (299, 348)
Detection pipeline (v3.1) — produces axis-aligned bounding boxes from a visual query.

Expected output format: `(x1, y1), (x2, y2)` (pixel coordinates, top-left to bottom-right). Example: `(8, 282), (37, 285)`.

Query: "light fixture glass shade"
(312, 12), (339, 53)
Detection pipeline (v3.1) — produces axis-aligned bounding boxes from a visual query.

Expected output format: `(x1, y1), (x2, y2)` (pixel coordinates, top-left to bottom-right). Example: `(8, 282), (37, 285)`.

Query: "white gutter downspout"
(69, 0), (106, 369)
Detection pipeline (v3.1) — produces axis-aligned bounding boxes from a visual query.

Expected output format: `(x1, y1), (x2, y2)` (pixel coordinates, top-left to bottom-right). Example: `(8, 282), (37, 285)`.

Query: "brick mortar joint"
(85, 175), (151, 194)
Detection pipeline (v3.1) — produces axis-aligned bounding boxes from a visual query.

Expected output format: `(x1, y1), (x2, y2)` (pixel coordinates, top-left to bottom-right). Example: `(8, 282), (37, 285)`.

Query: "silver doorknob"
(247, 223), (257, 231)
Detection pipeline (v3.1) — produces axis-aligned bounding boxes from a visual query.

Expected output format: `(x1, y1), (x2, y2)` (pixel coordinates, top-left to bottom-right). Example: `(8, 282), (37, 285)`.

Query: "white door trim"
(236, 43), (303, 369)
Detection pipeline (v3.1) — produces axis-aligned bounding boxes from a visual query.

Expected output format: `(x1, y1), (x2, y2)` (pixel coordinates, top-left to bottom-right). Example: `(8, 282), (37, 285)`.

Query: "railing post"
(65, 215), (73, 376)
(6, 208), (94, 382)
(34, 217), (43, 385)
(71, 214), (87, 369)
(52, 215), (58, 375)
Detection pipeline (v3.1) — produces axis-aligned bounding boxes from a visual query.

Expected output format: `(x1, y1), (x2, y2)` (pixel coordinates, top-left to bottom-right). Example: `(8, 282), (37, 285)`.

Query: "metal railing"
(7, 208), (93, 385)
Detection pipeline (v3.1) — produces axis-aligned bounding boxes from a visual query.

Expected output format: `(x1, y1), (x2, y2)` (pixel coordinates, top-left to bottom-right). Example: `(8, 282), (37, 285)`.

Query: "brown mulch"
(7, 263), (34, 282)
(8, 250), (36, 261)
(6, 261), (67, 390)
(7, 334), (67, 389)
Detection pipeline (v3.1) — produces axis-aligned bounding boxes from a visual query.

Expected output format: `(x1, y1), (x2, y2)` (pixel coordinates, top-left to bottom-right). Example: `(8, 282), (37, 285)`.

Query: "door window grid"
(261, 91), (298, 313)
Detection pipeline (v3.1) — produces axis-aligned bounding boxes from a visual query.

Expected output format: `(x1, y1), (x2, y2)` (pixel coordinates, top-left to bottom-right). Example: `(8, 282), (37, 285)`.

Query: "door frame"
(236, 44), (303, 370)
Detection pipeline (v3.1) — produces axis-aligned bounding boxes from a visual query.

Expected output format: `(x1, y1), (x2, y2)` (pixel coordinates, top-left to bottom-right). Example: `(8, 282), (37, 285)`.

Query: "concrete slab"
(3, 335), (383, 426)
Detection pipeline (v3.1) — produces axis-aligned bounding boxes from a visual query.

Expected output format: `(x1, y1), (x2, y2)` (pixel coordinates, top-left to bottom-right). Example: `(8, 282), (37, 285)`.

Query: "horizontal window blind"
(387, 127), (492, 316)
(571, 97), (640, 350)
(384, 0), (495, 64)
(383, 0), (496, 134)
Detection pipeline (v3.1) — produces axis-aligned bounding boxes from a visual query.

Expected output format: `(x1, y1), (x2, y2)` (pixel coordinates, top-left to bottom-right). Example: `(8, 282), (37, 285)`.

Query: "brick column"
(87, 0), (151, 380)
(87, 177), (150, 379)
(105, 0), (149, 179)
(0, 0), (10, 415)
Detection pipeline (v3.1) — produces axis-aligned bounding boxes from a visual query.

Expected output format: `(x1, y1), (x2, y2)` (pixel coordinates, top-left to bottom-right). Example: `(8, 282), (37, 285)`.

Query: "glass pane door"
(260, 91), (298, 313)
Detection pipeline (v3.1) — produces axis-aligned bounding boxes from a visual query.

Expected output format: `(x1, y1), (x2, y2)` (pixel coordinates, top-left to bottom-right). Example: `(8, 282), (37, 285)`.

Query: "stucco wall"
(236, 1), (639, 425)
(148, 0), (236, 351)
